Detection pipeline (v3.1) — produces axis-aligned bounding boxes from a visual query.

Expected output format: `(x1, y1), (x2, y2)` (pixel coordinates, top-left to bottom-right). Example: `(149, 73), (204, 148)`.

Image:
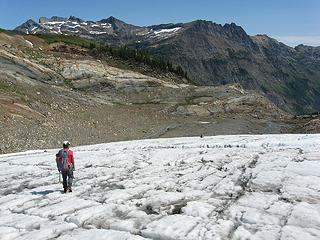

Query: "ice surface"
(0, 134), (319, 239)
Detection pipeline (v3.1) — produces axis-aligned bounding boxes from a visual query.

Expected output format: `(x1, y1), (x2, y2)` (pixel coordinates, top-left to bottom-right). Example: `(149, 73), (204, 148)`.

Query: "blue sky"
(0, 0), (319, 46)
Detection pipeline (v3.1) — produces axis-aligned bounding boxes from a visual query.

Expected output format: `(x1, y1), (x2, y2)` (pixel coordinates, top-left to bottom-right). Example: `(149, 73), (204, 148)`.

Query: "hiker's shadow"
(31, 190), (62, 195)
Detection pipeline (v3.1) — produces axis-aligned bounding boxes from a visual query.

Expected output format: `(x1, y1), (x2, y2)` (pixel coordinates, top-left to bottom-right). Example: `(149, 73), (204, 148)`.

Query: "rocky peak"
(223, 22), (247, 37)
(294, 44), (320, 60)
(183, 20), (255, 50)
(25, 19), (38, 25)
(99, 16), (125, 26)
(295, 44), (320, 51)
(98, 16), (140, 32)
(68, 16), (83, 23)
(187, 20), (221, 33)
(15, 19), (40, 34)
(39, 16), (67, 24)
(186, 20), (249, 40)
(103, 16), (120, 23)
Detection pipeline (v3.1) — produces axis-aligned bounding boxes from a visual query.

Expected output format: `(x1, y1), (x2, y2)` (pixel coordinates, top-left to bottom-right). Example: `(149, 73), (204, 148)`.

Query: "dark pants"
(61, 168), (73, 190)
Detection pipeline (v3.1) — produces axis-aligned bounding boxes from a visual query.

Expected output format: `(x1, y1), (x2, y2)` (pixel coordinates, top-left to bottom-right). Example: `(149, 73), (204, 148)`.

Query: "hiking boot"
(63, 188), (67, 193)
(68, 188), (72, 192)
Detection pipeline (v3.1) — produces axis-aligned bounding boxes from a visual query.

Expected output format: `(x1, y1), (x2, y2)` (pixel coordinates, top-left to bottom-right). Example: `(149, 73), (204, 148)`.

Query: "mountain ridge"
(12, 16), (320, 114)
(15, 16), (316, 49)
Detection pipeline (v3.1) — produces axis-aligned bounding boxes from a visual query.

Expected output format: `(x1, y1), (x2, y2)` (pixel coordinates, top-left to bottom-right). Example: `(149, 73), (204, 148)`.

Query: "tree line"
(35, 33), (189, 79)
(90, 44), (188, 79)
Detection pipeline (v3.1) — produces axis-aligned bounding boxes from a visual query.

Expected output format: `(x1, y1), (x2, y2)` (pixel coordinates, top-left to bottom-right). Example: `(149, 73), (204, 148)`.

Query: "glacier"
(0, 134), (319, 240)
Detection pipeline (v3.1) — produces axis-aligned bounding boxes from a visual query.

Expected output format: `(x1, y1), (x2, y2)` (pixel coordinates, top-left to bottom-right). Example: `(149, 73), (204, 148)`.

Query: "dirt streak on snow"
(0, 134), (319, 240)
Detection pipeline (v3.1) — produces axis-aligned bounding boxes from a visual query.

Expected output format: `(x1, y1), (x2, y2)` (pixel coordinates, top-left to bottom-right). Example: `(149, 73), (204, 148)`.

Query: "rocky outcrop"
(303, 118), (320, 133)
(295, 44), (320, 60)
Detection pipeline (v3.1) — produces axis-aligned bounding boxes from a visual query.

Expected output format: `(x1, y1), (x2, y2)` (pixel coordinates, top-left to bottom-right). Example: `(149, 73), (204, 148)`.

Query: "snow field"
(0, 134), (319, 239)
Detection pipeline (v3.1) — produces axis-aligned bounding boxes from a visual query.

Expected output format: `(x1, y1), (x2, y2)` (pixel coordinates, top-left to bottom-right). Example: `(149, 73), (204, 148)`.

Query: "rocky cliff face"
(140, 25), (320, 114)
(15, 16), (320, 114)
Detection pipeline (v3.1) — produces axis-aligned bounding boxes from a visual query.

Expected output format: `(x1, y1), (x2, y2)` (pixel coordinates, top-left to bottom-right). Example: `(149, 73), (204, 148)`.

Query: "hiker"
(56, 141), (75, 193)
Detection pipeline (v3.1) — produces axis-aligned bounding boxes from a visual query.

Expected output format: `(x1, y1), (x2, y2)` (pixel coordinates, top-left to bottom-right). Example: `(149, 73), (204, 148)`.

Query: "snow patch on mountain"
(67, 24), (81, 29)
(25, 40), (33, 47)
(148, 27), (183, 40)
(100, 23), (112, 28)
(89, 31), (108, 35)
(21, 18), (114, 35)
(0, 134), (319, 239)
(45, 21), (66, 25)
(154, 27), (182, 35)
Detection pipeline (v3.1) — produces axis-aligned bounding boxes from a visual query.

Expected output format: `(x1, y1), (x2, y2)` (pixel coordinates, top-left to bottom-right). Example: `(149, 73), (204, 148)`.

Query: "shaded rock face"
(15, 16), (320, 114)
(295, 44), (320, 60)
(143, 28), (320, 115)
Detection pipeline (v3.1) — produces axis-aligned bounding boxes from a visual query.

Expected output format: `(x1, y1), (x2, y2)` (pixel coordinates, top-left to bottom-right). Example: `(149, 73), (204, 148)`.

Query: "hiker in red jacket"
(56, 141), (75, 193)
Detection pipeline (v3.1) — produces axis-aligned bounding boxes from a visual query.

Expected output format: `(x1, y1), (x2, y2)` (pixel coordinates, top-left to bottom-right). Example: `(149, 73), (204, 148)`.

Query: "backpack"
(57, 149), (70, 171)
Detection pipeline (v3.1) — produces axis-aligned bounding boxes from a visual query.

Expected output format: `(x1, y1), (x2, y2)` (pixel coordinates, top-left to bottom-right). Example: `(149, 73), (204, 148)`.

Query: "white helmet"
(63, 141), (70, 148)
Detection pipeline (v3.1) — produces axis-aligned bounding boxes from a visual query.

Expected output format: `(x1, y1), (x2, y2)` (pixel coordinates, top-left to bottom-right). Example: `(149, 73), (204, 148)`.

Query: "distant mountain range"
(15, 16), (320, 114)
